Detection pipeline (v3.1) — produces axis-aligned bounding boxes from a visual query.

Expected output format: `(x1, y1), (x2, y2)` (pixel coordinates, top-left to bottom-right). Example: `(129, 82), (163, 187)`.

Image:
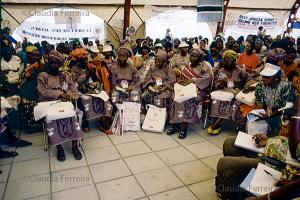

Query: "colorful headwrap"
(255, 38), (264, 46)
(117, 45), (132, 57)
(189, 48), (205, 58)
(49, 51), (65, 65)
(72, 38), (81, 46)
(156, 50), (168, 62)
(69, 48), (88, 60)
(25, 46), (38, 53)
(222, 50), (238, 61)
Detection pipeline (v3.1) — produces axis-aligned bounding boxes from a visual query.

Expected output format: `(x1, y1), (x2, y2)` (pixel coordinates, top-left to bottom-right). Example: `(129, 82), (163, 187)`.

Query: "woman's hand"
(59, 93), (72, 102)
(252, 134), (268, 147)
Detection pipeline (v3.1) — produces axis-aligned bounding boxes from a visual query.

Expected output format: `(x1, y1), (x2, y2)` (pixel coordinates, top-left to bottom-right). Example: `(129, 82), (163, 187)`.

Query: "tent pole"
(216, 0), (230, 36)
(123, 0), (131, 39)
(1, 6), (21, 25)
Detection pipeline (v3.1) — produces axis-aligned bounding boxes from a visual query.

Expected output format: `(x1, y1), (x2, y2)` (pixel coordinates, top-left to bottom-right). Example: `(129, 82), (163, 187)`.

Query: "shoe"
(99, 127), (113, 135)
(167, 127), (180, 135)
(8, 139), (32, 147)
(82, 128), (90, 133)
(72, 147), (82, 160)
(178, 131), (187, 139)
(57, 150), (66, 162)
(0, 150), (18, 159)
(208, 127), (221, 135)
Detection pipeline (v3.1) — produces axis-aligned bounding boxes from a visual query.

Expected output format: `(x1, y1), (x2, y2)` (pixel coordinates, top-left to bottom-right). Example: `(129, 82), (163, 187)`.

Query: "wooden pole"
(123, 0), (131, 39)
(216, 0), (230, 35)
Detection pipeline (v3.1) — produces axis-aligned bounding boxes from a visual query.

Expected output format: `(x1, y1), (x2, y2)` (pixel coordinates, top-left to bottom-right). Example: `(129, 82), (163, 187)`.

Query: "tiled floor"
(0, 124), (236, 200)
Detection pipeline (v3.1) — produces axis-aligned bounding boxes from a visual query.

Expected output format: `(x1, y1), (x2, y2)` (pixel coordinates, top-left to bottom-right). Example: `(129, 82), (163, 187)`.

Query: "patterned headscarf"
(25, 46), (38, 53)
(49, 51), (65, 65)
(156, 50), (168, 62)
(117, 44), (132, 57)
(222, 50), (238, 61)
(189, 48), (205, 58)
(69, 48), (88, 60)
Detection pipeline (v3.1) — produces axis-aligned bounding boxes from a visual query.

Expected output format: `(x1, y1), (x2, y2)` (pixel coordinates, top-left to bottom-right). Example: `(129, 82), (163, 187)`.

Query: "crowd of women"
(1, 26), (300, 199)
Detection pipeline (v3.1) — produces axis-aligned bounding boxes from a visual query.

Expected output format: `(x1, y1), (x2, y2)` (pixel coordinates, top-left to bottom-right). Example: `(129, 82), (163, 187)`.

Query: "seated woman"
(141, 50), (175, 109)
(19, 46), (45, 133)
(82, 46), (113, 134)
(110, 46), (140, 104)
(37, 51), (83, 162)
(208, 50), (248, 135)
(216, 65), (296, 199)
(168, 48), (212, 139)
(68, 48), (91, 132)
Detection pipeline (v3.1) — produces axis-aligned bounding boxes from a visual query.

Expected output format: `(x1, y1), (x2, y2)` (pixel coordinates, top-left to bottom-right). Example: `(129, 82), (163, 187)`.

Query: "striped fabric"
(197, 0), (223, 22)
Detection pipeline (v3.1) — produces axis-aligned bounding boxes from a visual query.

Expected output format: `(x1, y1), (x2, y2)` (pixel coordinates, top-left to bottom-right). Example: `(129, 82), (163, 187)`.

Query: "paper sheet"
(248, 163), (281, 196)
(87, 91), (110, 102)
(234, 131), (265, 154)
(247, 109), (266, 122)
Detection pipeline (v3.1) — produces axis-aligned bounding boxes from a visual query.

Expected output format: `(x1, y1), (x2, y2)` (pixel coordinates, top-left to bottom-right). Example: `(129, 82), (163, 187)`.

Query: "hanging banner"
(15, 21), (104, 44)
(225, 12), (283, 39)
(237, 15), (278, 30)
(12, 7), (105, 44)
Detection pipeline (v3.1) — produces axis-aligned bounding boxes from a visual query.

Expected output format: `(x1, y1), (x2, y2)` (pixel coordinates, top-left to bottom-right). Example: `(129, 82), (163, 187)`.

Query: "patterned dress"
(141, 64), (176, 108)
(210, 66), (248, 122)
(255, 80), (296, 136)
(37, 72), (83, 145)
(169, 61), (212, 124)
(110, 61), (141, 104)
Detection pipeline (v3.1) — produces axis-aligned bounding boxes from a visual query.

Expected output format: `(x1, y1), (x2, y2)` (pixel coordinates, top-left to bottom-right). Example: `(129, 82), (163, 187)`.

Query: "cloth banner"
(197, 0), (223, 22)
(15, 21), (104, 44)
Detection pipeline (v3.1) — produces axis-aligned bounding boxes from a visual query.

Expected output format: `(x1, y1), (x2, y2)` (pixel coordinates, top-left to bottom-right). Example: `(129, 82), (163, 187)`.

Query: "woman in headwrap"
(209, 41), (222, 67)
(68, 48), (92, 132)
(37, 51), (83, 162)
(208, 50), (248, 135)
(168, 48), (213, 139)
(1, 46), (23, 96)
(81, 46), (113, 134)
(141, 50), (176, 110)
(136, 46), (155, 83)
(18, 45), (45, 133)
(110, 46), (141, 104)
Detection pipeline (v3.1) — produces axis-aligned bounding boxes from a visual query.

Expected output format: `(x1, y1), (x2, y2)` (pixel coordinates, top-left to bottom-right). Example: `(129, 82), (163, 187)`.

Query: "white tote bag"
(122, 102), (141, 131)
(247, 120), (269, 135)
(46, 102), (76, 121)
(235, 90), (256, 106)
(142, 105), (167, 133)
(174, 83), (197, 103)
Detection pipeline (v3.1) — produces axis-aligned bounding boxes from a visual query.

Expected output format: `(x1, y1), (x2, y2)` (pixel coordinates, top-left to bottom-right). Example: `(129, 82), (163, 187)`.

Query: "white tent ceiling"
(1, 0), (297, 45)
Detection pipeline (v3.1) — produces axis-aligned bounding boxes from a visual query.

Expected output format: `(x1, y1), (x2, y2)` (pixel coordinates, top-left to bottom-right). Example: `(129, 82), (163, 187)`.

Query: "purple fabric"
(46, 116), (83, 146)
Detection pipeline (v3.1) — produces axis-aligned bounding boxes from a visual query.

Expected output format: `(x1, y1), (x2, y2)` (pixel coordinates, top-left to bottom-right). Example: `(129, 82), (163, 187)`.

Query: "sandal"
(208, 127), (222, 135)
(99, 127), (113, 135)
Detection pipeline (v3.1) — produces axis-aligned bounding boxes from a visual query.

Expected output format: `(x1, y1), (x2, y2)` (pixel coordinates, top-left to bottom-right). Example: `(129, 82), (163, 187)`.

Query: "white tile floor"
(0, 124), (235, 200)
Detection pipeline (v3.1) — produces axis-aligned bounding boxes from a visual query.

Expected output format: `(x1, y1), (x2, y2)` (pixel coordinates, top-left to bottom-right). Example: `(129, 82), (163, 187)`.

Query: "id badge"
(62, 82), (68, 91)
(120, 80), (129, 89)
(155, 77), (162, 86)
(227, 80), (234, 88)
